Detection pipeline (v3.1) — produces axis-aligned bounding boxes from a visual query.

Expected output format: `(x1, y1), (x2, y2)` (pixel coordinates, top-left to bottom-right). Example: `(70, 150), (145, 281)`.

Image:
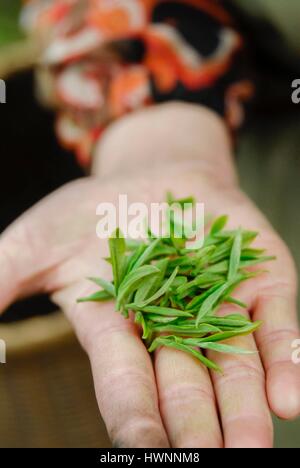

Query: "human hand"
(1, 160), (299, 448)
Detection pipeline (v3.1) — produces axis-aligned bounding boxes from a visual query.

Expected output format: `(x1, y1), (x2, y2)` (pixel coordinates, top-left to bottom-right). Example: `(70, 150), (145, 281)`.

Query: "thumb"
(0, 177), (105, 315)
(0, 217), (62, 314)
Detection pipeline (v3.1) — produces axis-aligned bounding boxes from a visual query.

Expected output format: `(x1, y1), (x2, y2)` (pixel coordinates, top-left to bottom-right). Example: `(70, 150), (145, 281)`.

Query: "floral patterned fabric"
(21, 0), (254, 166)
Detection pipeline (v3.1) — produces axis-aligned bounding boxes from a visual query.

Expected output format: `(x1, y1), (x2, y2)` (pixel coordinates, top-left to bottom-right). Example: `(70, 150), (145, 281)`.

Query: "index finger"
(53, 286), (169, 448)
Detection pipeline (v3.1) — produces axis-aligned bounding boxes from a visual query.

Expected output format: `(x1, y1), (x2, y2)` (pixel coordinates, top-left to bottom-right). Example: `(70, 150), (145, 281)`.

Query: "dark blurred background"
(0, 0), (84, 322)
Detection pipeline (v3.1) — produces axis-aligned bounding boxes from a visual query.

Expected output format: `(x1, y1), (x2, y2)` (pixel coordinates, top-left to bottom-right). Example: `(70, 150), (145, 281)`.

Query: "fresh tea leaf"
(149, 337), (221, 372)
(152, 323), (222, 336)
(225, 296), (248, 309)
(137, 267), (179, 307)
(126, 243), (147, 274)
(210, 215), (228, 236)
(135, 311), (152, 340)
(116, 265), (159, 309)
(195, 321), (262, 342)
(109, 229), (126, 293)
(129, 304), (192, 318)
(132, 238), (161, 271)
(146, 315), (179, 324)
(79, 197), (274, 373)
(77, 290), (112, 303)
(87, 277), (116, 297)
(197, 342), (256, 355)
(228, 228), (242, 280)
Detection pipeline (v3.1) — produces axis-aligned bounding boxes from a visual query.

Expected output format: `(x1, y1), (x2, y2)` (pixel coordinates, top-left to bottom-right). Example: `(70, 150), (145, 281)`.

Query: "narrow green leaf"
(129, 304), (192, 317)
(196, 281), (228, 323)
(77, 290), (112, 303)
(195, 321), (262, 342)
(149, 337), (222, 372)
(197, 342), (256, 355)
(87, 277), (116, 297)
(109, 229), (126, 293)
(152, 323), (222, 336)
(225, 296), (248, 308)
(185, 281), (224, 310)
(146, 245), (177, 262)
(126, 243), (147, 274)
(138, 267), (179, 307)
(134, 275), (159, 306)
(126, 239), (144, 251)
(215, 230), (258, 246)
(146, 315), (179, 324)
(209, 237), (233, 263)
(132, 238), (161, 271)
(171, 276), (188, 288)
(159, 294), (170, 307)
(167, 257), (195, 271)
(134, 311), (152, 340)
(240, 256), (276, 268)
(170, 295), (186, 310)
(176, 273), (225, 297)
(148, 258), (170, 296)
(210, 215), (228, 236)
(198, 315), (251, 328)
(241, 231), (259, 247)
(241, 248), (265, 259)
(228, 228), (242, 280)
(205, 260), (228, 274)
(193, 246), (217, 273)
(166, 192), (195, 208)
(180, 246), (215, 257)
(196, 274), (250, 324)
(116, 265), (159, 309)
(224, 314), (250, 322)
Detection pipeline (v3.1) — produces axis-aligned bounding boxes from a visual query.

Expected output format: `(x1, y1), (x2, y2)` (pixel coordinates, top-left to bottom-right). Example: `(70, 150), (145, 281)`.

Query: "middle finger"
(155, 345), (223, 448)
(207, 320), (273, 449)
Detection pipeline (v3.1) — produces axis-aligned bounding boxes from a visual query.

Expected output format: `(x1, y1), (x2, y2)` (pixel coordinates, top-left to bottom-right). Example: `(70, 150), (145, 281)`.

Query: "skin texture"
(1, 103), (300, 448)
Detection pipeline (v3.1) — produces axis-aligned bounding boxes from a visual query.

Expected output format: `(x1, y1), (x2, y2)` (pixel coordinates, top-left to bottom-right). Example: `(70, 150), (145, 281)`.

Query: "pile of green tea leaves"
(78, 196), (275, 372)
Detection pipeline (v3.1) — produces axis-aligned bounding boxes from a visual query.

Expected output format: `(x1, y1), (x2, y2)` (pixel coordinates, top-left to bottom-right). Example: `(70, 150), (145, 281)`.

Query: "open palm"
(1, 163), (299, 448)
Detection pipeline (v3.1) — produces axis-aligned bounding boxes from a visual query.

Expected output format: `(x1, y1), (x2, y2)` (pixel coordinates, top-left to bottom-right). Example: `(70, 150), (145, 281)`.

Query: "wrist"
(92, 102), (238, 188)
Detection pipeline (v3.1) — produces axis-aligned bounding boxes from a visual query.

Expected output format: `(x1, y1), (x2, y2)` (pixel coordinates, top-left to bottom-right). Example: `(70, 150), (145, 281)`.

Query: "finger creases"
(64, 299), (170, 448)
(155, 346), (223, 448)
(207, 332), (273, 449)
(253, 294), (300, 420)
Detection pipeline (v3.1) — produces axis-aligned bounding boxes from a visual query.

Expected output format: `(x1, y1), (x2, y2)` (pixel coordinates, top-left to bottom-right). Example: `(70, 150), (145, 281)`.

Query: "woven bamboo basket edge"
(0, 311), (76, 358)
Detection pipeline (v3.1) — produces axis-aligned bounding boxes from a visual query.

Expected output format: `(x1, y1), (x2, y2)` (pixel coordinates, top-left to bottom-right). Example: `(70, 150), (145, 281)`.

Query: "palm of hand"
(1, 168), (299, 448)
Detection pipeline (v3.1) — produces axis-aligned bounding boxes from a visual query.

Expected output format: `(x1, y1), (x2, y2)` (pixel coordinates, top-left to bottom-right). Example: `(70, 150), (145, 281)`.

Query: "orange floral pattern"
(22, 0), (254, 167)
